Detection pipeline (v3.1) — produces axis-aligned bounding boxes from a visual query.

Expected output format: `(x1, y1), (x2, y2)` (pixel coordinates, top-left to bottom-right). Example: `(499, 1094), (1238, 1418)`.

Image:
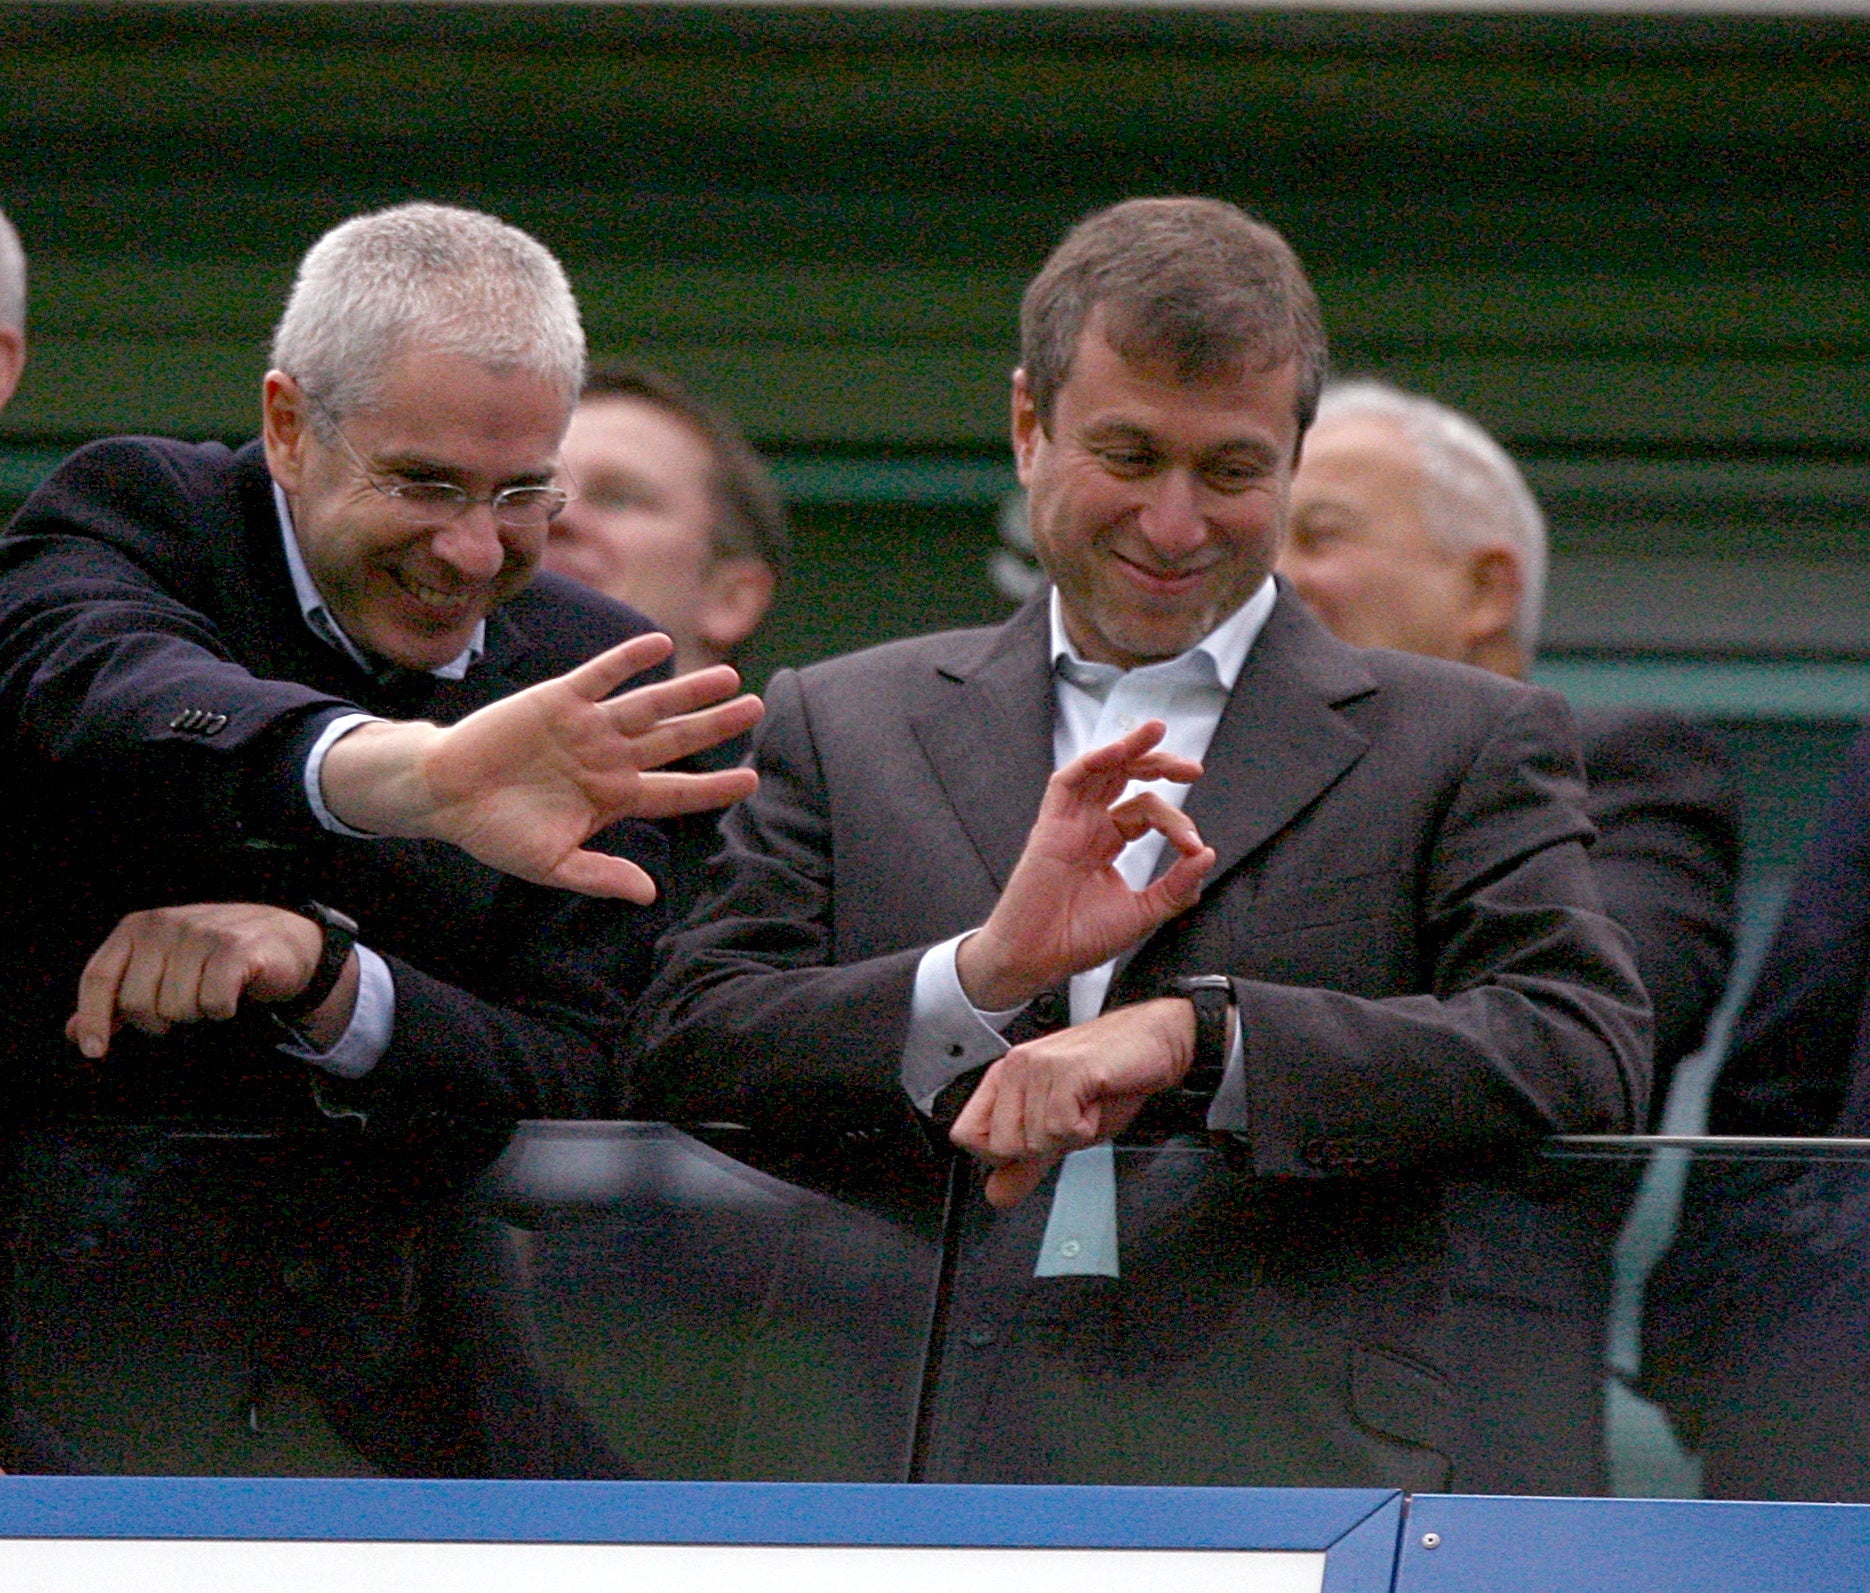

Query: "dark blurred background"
(0, 2), (1865, 877)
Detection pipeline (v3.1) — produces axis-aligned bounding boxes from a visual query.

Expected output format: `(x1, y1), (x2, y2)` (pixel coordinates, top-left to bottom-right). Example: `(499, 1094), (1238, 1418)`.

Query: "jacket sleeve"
(1581, 710), (1741, 1118)
(628, 666), (928, 1140)
(0, 438), (359, 844)
(1226, 690), (1653, 1177)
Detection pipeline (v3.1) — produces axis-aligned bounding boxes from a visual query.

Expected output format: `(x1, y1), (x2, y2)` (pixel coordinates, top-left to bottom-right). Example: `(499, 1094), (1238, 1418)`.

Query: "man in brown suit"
(635, 197), (1648, 1490)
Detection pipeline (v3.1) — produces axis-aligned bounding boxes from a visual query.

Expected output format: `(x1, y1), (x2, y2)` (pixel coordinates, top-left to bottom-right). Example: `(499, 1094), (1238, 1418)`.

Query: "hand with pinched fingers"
(950, 996), (1197, 1208)
(319, 631), (765, 903)
(64, 902), (355, 1060)
(955, 719), (1216, 1011)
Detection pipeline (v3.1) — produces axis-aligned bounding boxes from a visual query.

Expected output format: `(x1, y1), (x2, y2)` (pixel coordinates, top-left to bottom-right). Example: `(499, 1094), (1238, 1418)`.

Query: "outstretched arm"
(321, 632), (763, 902)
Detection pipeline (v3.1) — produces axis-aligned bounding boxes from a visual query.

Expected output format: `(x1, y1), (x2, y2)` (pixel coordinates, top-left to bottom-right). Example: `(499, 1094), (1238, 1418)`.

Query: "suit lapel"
(908, 597), (1055, 894)
(1111, 589), (1377, 993)
(1180, 590), (1377, 887)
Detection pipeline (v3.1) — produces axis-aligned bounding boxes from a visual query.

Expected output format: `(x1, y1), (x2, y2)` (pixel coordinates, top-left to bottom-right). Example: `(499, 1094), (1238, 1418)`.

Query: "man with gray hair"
(0, 206), (26, 412)
(0, 202), (759, 1474)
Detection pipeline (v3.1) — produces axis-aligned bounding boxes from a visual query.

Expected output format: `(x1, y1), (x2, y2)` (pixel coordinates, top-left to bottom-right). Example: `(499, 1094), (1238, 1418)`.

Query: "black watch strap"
(1172, 974), (1233, 1102)
(275, 900), (360, 1021)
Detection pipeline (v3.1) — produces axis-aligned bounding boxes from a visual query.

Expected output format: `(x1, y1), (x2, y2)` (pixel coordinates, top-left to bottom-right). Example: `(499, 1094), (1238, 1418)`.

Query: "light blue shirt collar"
(1047, 575), (1277, 697)
(272, 480), (484, 682)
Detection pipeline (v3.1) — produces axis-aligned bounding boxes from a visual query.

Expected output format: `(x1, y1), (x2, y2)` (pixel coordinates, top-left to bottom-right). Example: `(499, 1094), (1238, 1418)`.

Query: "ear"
(0, 325), (24, 413)
(261, 369), (313, 493)
(695, 556), (778, 656)
(1462, 545), (1524, 652)
(1011, 367), (1043, 487)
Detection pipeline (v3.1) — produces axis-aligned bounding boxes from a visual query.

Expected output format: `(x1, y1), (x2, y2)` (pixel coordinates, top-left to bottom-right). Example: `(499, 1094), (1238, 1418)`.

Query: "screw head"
(1421, 1532), (1442, 1550)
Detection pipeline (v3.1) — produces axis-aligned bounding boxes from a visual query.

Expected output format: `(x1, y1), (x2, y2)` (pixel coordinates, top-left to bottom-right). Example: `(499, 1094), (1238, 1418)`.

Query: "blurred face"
(264, 350), (570, 671)
(1279, 413), (1477, 659)
(545, 397), (721, 663)
(1014, 314), (1301, 670)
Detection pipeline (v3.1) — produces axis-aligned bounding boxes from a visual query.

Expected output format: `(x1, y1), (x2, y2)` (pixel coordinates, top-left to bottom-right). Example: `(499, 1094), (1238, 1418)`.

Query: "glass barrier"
(9, 1123), (1870, 1502)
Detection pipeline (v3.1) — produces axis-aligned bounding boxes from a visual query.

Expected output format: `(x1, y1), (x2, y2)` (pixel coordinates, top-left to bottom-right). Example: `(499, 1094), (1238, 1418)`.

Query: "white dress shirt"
(270, 483), (485, 1080)
(900, 579), (1277, 1275)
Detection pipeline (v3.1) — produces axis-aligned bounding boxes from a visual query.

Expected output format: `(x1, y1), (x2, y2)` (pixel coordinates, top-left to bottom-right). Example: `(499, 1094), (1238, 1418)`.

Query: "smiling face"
(1013, 312), (1302, 670)
(263, 349), (571, 671)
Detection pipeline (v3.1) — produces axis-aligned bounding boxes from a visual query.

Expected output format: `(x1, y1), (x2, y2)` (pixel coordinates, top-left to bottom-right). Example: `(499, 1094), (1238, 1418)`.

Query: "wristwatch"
(274, 901), (360, 1022)
(1171, 974), (1234, 1105)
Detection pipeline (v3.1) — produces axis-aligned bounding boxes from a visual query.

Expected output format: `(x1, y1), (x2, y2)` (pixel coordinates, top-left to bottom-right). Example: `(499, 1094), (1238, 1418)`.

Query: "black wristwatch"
(1171, 974), (1234, 1104)
(274, 901), (360, 1022)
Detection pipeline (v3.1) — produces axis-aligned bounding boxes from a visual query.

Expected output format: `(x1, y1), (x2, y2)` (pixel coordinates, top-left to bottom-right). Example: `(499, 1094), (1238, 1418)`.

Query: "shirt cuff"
(900, 931), (1026, 1113)
(276, 944), (395, 1080)
(304, 712), (388, 838)
(1204, 1004), (1249, 1133)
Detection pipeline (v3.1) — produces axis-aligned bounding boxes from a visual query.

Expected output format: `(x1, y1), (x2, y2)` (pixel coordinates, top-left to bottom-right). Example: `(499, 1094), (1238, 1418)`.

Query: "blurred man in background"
(1277, 377), (1740, 1490)
(546, 362), (788, 914)
(0, 206), (26, 412)
(546, 362), (787, 678)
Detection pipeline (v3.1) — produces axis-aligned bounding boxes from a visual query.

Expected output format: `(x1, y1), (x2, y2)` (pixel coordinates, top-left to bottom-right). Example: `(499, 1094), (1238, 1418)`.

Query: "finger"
(623, 767), (760, 821)
(1120, 751), (1205, 787)
(545, 847), (660, 905)
(615, 694), (766, 771)
(196, 941), (253, 1021)
(70, 930), (137, 1059)
(1055, 721), (1169, 794)
(1107, 792), (1206, 853)
(116, 937), (174, 1036)
(949, 1069), (998, 1157)
(604, 665), (752, 735)
(1146, 846), (1217, 916)
(559, 633), (677, 702)
(985, 1156), (1058, 1209)
(155, 935), (215, 1025)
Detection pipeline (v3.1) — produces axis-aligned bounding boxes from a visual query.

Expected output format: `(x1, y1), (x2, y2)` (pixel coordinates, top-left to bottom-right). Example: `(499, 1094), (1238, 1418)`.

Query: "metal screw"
(1421, 1532), (1441, 1550)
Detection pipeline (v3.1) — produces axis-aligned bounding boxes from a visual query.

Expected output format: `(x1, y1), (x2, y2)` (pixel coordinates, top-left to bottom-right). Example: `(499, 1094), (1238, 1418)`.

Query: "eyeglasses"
(313, 403), (574, 529)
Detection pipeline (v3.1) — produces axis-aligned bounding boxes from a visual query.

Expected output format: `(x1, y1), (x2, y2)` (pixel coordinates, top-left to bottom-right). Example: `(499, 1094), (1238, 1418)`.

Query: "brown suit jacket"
(634, 584), (1648, 1488)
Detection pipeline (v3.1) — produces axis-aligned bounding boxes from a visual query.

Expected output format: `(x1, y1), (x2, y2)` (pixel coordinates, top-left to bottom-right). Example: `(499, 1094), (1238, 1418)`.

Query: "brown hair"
(1020, 197), (1327, 436)
(581, 360), (791, 576)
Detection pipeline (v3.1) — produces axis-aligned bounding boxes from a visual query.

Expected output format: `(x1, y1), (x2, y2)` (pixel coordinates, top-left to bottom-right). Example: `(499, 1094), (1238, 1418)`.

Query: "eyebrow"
(1079, 420), (1284, 470)
(367, 449), (558, 488)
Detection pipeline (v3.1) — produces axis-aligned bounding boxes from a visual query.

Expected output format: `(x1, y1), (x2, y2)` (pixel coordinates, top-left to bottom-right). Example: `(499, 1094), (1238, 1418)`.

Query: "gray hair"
(271, 202), (584, 434)
(1314, 380), (1548, 652)
(0, 207), (25, 331)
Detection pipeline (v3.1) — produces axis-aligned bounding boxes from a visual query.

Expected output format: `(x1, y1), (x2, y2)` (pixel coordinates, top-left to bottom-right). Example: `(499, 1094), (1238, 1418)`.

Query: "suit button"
(963, 1322), (996, 1348)
(202, 713), (228, 735)
(1031, 992), (1065, 1028)
(169, 709), (196, 732)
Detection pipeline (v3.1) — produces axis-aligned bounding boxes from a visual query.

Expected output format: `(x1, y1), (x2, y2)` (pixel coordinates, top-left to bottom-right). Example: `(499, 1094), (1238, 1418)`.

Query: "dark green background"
(1, 3), (1865, 863)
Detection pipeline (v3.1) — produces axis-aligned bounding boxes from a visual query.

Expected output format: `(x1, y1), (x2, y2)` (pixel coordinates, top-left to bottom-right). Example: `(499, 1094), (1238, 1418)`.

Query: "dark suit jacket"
(1641, 726), (1870, 1500)
(0, 435), (670, 1134)
(635, 587), (1649, 1489)
(1578, 708), (1740, 1117)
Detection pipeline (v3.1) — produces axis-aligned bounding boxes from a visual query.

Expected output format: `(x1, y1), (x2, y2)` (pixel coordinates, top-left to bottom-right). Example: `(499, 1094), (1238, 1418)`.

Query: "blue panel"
(1396, 1494), (1870, 1593)
(1323, 1494), (1404, 1593)
(0, 1479), (1395, 1551)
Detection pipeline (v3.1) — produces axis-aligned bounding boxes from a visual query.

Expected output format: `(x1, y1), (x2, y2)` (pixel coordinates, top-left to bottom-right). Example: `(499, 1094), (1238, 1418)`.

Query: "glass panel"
(10, 1125), (1870, 1503)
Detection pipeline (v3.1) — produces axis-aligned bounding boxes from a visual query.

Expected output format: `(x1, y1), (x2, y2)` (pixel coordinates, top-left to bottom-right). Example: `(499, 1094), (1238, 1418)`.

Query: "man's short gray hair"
(0, 207), (26, 331)
(271, 203), (584, 433)
(1315, 380), (1548, 651)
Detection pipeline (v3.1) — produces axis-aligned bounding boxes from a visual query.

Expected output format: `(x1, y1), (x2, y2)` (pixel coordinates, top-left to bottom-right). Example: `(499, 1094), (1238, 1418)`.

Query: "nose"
(427, 502), (509, 584)
(1135, 469), (1210, 564)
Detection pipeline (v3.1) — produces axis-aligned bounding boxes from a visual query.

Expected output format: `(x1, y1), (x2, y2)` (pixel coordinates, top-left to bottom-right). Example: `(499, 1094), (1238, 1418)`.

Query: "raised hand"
(950, 997), (1197, 1207)
(954, 719), (1215, 1011)
(66, 903), (356, 1059)
(319, 631), (764, 903)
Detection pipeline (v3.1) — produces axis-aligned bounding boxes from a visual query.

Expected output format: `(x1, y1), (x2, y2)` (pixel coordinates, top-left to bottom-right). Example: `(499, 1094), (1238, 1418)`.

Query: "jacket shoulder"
(786, 616), (1021, 694)
(501, 570), (667, 677)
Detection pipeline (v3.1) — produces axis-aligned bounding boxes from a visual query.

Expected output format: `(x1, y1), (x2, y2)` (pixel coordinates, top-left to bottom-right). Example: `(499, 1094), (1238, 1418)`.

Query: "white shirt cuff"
(1204, 1007), (1249, 1132)
(276, 944), (395, 1080)
(900, 931), (1026, 1113)
(304, 712), (387, 838)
